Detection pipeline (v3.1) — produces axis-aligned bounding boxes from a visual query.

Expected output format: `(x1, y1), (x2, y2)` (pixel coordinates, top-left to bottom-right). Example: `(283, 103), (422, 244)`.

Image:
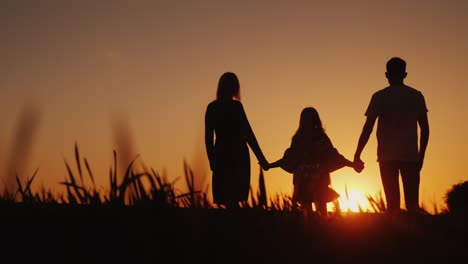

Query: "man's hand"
(353, 158), (365, 173)
(417, 157), (424, 171)
(209, 160), (215, 171)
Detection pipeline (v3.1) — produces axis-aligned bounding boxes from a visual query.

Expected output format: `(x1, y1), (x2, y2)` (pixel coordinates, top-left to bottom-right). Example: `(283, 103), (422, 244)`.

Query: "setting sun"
(336, 188), (373, 213)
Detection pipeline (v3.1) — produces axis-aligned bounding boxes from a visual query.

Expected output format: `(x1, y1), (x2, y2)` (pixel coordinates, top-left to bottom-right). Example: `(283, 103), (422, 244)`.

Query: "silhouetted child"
(268, 107), (359, 218)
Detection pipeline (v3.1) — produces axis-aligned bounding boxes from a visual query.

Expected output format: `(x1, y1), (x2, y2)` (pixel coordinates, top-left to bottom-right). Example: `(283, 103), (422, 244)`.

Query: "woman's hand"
(259, 159), (270, 171)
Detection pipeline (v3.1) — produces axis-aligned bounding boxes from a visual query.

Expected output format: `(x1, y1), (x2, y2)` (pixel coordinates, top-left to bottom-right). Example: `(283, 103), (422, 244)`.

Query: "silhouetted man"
(353, 57), (429, 215)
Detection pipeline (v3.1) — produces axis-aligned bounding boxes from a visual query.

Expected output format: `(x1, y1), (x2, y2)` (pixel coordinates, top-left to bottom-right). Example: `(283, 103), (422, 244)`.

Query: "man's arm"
(353, 116), (377, 171)
(417, 112), (429, 171)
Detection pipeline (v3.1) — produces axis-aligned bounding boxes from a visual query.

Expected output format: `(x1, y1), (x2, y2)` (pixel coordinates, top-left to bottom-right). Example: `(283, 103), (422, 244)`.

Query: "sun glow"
(337, 189), (372, 213)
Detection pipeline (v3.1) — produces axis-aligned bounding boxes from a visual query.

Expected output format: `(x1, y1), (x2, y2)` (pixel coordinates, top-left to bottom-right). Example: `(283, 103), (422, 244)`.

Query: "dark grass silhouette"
(445, 180), (468, 218)
(0, 144), (467, 263)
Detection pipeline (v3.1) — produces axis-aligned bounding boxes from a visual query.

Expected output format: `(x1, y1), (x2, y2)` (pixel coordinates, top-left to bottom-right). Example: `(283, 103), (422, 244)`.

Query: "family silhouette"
(205, 57), (430, 217)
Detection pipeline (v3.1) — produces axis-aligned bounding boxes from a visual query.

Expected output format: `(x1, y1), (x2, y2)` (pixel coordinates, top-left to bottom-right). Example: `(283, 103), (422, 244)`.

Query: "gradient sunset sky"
(1, 1), (467, 212)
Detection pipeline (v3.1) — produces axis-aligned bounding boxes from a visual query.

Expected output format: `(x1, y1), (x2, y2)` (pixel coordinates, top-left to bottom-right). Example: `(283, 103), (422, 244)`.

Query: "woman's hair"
(216, 72), (241, 100)
(292, 107), (325, 141)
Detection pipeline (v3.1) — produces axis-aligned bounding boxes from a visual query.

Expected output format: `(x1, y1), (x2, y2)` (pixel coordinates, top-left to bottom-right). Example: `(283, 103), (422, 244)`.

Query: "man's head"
(385, 57), (407, 83)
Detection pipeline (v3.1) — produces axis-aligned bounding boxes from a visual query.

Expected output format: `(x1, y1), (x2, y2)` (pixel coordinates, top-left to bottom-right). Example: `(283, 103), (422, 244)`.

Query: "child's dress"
(281, 131), (345, 204)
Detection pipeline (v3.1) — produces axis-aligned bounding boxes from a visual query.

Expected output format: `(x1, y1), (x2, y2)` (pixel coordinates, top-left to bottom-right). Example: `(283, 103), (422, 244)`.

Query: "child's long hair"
(292, 107), (325, 142)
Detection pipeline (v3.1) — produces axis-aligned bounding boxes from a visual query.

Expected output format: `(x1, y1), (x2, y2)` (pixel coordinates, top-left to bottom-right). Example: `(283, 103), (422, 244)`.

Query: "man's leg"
(379, 161), (400, 214)
(400, 162), (420, 214)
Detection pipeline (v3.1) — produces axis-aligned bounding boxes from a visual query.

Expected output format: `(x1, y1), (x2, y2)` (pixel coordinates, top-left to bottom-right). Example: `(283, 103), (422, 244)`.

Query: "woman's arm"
(205, 105), (215, 171)
(238, 102), (269, 170)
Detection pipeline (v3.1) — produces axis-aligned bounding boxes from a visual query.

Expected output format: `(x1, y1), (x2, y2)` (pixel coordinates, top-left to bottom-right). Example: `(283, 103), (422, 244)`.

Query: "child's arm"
(342, 158), (354, 168)
(324, 135), (364, 173)
(268, 158), (284, 169)
(341, 156), (364, 172)
(267, 147), (297, 173)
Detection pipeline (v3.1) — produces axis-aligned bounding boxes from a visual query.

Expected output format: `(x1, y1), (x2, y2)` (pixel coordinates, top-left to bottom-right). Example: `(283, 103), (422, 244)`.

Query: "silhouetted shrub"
(445, 181), (468, 217)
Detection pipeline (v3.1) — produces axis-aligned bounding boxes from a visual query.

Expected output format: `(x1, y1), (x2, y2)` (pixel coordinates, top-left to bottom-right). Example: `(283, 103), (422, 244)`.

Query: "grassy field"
(1, 145), (467, 263)
(1, 204), (467, 263)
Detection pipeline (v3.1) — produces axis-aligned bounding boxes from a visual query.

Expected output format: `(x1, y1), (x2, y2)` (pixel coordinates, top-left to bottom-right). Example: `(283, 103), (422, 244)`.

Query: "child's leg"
(300, 202), (313, 221)
(316, 201), (328, 217)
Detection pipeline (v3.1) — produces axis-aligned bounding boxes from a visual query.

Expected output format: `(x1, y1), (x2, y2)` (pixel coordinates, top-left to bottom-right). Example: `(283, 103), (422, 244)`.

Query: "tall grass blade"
(74, 142), (84, 187)
(84, 158), (96, 189)
(257, 166), (267, 208)
(15, 173), (23, 200)
(63, 159), (84, 203)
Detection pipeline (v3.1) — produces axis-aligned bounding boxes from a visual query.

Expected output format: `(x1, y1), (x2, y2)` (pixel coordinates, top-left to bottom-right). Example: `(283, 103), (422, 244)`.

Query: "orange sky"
(1, 1), (467, 213)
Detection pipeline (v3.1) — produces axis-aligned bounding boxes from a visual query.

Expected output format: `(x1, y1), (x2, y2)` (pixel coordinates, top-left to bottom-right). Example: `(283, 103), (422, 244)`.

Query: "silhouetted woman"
(205, 72), (269, 208)
(269, 107), (355, 218)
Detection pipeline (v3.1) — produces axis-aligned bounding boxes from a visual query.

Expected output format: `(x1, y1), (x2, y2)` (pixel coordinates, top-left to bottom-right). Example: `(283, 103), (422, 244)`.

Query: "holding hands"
(259, 158), (270, 171)
(353, 157), (365, 173)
